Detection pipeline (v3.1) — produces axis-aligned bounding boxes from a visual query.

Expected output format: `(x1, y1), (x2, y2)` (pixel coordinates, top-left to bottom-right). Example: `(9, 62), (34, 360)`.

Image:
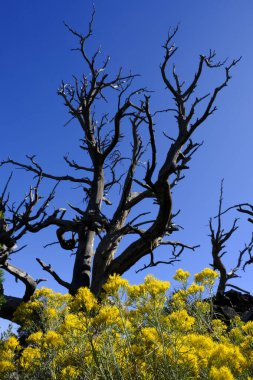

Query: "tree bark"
(0, 295), (23, 321)
(71, 165), (104, 293)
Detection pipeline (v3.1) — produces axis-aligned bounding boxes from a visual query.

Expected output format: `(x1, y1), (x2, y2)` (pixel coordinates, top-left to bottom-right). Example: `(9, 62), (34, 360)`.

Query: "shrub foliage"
(1, 269), (253, 380)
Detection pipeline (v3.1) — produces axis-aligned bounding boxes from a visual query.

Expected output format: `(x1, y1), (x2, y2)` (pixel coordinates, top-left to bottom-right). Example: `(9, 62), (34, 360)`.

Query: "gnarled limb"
(0, 261), (44, 321)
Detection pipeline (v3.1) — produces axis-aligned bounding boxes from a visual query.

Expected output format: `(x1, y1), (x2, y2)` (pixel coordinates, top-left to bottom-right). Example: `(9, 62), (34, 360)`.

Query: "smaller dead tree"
(209, 180), (253, 300)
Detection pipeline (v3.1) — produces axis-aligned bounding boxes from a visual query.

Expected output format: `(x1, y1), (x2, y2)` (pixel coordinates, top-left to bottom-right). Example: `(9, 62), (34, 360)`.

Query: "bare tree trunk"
(70, 229), (95, 292)
(91, 211), (130, 295)
(71, 165), (104, 292)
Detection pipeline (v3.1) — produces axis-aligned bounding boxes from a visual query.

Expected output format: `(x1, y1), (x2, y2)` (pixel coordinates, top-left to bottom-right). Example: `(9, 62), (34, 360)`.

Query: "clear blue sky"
(1, 1), (253, 330)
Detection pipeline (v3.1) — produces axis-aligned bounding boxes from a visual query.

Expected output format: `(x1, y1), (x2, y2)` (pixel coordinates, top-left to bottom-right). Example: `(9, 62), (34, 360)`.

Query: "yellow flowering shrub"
(209, 343), (246, 374)
(0, 268), (253, 379)
(0, 360), (15, 375)
(4, 336), (20, 350)
(13, 287), (71, 333)
(209, 366), (235, 380)
(0, 335), (20, 379)
(19, 347), (41, 371)
(60, 365), (81, 379)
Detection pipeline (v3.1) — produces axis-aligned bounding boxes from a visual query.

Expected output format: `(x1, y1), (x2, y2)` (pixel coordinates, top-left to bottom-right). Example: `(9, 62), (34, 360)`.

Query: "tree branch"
(0, 156), (92, 184)
(36, 258), (71, 291)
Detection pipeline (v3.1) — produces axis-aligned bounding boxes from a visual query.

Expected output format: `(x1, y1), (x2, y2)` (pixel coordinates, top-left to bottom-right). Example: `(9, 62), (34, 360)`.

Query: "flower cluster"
(0, 268), (253, 379)
(173, 268), (190, 282)
(194, 268), (219, 286)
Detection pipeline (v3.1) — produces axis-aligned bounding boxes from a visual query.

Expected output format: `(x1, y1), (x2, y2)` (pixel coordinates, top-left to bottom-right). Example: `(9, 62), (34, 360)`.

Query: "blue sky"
(1, 1), (253, 329)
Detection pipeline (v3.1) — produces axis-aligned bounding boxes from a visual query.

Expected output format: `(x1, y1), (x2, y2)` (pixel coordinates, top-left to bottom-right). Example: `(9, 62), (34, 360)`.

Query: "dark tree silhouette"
(0, 17), (240, 322)
(209, 180), (253, 299)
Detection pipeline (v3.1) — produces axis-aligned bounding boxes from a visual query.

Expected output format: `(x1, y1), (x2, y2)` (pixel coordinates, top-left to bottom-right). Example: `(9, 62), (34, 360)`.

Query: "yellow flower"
(185, 333), (215, 351)
(173, 268), (190, 282)
(0, 360), (15, 373)
(210, 366), (234, 380)
(13, 299), (43, 326)
(127, 284), (146, 299)
(183, 333), (216, 367)
(171, 299), (186, 311)
(43, 330), (63, 348)
(61, 313), (86, 333)
(177, 348), (199, 377)
(61, 366), (80, 379)
(243, 321), (253, 335)
(20, 347), (41, 370)
(172, 289), (188, 301)
(187, 282), (204, 294)
(26, 331), (43, 345)
(103, 274), (129, 294)
(209, 343), (245, 373)
(229, 327), (244, 345)
(167, 309), (195, 332)
(143, 275), (170, 297)
(211, 319), (227, 337)
(240, 335), (253, 351)
(6, 270), (253, 378)
(71, 287), (97, 312)
(171, 289), (188, 310)
(4, 336), (20, 350)
(194, 300), (211, 314)
(93, 305), (121, 326)
(141, 327), (159, 343)
(45, 307), (58, 319)
(194, 268), (219, 285)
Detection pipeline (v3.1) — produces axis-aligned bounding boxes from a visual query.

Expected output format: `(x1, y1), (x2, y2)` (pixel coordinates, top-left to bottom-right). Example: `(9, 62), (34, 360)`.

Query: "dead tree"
(209, 181), (253, 299)
(0, 18), (240, 322)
